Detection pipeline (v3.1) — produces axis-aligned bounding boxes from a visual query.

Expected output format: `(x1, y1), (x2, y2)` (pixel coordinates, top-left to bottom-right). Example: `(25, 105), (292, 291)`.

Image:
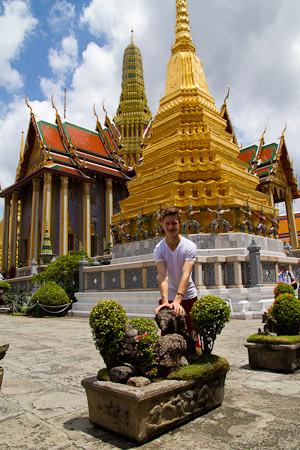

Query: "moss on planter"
(247, 333), (300, 345)
(97, 368), (110, 381)
(167, 355), (229, 381)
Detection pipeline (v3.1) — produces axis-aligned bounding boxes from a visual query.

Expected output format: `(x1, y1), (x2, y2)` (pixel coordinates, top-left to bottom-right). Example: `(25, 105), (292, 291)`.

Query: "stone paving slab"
(0, 314), (299, 450)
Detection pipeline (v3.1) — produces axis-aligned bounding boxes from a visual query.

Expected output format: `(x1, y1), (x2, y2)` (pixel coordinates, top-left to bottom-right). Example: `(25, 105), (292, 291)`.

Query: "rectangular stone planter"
(82, 370), (228, 443)
(245, 342), (300, 373)
(0, 342), (9, 390)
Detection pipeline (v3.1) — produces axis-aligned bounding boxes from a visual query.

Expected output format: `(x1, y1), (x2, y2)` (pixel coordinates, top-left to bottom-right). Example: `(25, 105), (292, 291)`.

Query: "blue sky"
(1, 0), (300, 217)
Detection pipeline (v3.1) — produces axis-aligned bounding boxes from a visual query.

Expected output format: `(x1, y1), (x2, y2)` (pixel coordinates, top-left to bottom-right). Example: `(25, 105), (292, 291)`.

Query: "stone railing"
(78, 253), (300, 293)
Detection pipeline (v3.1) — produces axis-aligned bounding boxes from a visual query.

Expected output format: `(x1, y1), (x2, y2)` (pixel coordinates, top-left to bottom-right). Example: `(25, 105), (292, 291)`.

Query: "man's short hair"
(161, 206), (181, 222)
(280, 264), (286, 270)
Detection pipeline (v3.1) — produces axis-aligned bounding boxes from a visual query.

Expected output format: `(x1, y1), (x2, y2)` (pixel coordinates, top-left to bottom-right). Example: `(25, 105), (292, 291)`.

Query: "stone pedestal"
(82, 369), (228, 443)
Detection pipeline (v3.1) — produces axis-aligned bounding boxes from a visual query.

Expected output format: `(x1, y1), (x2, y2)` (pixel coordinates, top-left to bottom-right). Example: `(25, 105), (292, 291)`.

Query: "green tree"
(32, 251), (90, 300)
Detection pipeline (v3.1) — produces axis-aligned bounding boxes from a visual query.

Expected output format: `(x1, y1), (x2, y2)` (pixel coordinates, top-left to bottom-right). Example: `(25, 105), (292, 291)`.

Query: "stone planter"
(0, 342), (9, 389)
(245, 342), (300, 373)
(82, 369), (228, 443)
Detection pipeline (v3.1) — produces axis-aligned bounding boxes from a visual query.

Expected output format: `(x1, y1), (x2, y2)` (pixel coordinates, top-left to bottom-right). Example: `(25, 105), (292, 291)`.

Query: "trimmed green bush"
(89, 300), (127, 370)
(129, 317), (159, 343)
(271, 293), (300, 335)
(190, 295), (230, 355)
(0, 281), (11, 292)
(135, 334), (158, 379)
(274, 283), (295, 298)
(27, 281), (70, 316)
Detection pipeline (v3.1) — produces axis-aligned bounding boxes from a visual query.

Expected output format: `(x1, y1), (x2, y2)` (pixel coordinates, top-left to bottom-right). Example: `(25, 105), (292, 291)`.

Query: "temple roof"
(0, 110), (133, 197)
(238, 134), (299, 200)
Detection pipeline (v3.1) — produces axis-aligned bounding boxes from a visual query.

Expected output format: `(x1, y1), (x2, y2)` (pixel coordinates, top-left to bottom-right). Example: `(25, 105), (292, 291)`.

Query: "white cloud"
(48, 34), (79, 77)
(1, 0), (300, 220)
(48, 0), (76, 31)
(0, 0), (38, 91)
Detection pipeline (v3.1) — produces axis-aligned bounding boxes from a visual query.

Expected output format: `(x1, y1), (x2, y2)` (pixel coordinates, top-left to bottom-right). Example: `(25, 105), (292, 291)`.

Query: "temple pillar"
(9, 191), (19, 269)
(83, 182), (91, 255)
(59, 176), (68, 256)
(29, 178), (40, 263)
(106, 178), (113, 245)
(41, 172), (52, 253)
(285, 187), (298, 248)
(1, 196), (10, 272)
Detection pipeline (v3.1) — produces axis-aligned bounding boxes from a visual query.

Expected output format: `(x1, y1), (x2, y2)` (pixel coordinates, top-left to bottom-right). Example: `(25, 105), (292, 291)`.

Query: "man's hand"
(154, 303), (170, 315)
(170, 300), (186, 316)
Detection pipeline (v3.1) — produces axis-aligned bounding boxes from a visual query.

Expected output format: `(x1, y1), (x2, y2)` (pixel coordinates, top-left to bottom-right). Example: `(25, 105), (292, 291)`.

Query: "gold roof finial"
(224, 85), (230, 105)
(25, 95), (33, 115)
(93, 103), (99, 121)
(282, 121), (287, 137)
(131, 28), (134, 45)
(175, 0), (192, 46)
(51, 95), (58, 114)
(102, 100), (107, 118)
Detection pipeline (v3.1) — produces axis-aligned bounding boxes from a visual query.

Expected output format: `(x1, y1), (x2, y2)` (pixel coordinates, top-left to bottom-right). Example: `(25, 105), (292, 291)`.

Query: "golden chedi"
(112, 0), (277, 240)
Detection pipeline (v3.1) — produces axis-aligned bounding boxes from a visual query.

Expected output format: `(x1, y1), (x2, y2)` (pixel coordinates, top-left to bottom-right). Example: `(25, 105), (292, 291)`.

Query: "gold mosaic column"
(9, 191), (19, 268)
(106, 178), (113, 244)
(59, 176), (68, 256)
(1, 196), (10, 272)
(83, 182), (91, 255)
(285, 187), (298, 248)
(29, 178), (41, 262)
(41, 172), (52, 254)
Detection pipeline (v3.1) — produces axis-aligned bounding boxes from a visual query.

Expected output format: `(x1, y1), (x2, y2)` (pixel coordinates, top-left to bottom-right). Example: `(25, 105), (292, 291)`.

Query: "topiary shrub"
(271, 293), (300, 335)
(89, 300), (127, 370)
(27, 281), (70, 316)
(0, 281), (11, 305)
(134, 334), (158, 379)
(274, 282), (295, 299)
(129, 317), (159, 343)
(190, 295), (230, 355)
(0, 281), (11, 292)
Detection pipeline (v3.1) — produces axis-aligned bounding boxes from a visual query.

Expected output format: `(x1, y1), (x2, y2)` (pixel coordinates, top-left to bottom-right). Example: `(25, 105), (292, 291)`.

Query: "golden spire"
(162, 0), (214, 106)
(174, 0), (194, 52)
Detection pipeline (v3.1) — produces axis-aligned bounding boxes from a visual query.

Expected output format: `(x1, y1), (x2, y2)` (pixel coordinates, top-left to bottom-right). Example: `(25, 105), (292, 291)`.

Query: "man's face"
(162, 214), (180, 237)
(282, 267), (286, 273)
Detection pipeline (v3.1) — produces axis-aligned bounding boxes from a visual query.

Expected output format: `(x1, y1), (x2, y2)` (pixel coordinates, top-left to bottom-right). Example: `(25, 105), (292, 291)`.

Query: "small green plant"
(0, 281), (11, 292)
(32, 250), (91, 300)
(274, 283), (295, 298)
(129, 317), (159, 342)
(135, 334), (158, 379)
(190, 295), (230, 355)
(89, 300), (127, 370)
(271, 293), (300, 335)
(27, 281), (70, 316)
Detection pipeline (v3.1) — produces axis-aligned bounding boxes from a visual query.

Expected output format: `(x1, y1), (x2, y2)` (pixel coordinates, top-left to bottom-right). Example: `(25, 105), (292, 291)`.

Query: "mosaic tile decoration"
(104, 270), (121, 289)
(125, 268), (143, 289)
(146, 266), (158, 289)
(87, 272), (102, 290)
(226, 262), (235, 285)
(262, 262), (276, 284)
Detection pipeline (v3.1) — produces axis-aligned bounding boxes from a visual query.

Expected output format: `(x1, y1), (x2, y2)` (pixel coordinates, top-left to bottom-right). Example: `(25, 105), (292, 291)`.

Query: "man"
(154, 206), (198, 335)
(277, 264), (297, 289)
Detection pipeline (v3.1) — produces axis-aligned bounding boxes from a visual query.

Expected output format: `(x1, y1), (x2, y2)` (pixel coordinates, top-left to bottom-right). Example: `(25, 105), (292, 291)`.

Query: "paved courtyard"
(0, 314), (300, 450)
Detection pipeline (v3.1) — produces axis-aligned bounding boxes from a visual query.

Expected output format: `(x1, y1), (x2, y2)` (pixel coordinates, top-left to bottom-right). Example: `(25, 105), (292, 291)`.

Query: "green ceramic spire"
(113, 31), (152, 168)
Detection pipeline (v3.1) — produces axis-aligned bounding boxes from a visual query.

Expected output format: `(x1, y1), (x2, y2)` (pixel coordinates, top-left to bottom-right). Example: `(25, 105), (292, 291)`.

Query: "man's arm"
(171, 259), (195, 316)
(154, 261), (169, 314)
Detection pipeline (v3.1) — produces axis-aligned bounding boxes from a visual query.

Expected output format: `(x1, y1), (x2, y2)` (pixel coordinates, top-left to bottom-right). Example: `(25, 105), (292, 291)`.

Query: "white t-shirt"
(154, 236), (197, 301)
(277, 271), (295, 284)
